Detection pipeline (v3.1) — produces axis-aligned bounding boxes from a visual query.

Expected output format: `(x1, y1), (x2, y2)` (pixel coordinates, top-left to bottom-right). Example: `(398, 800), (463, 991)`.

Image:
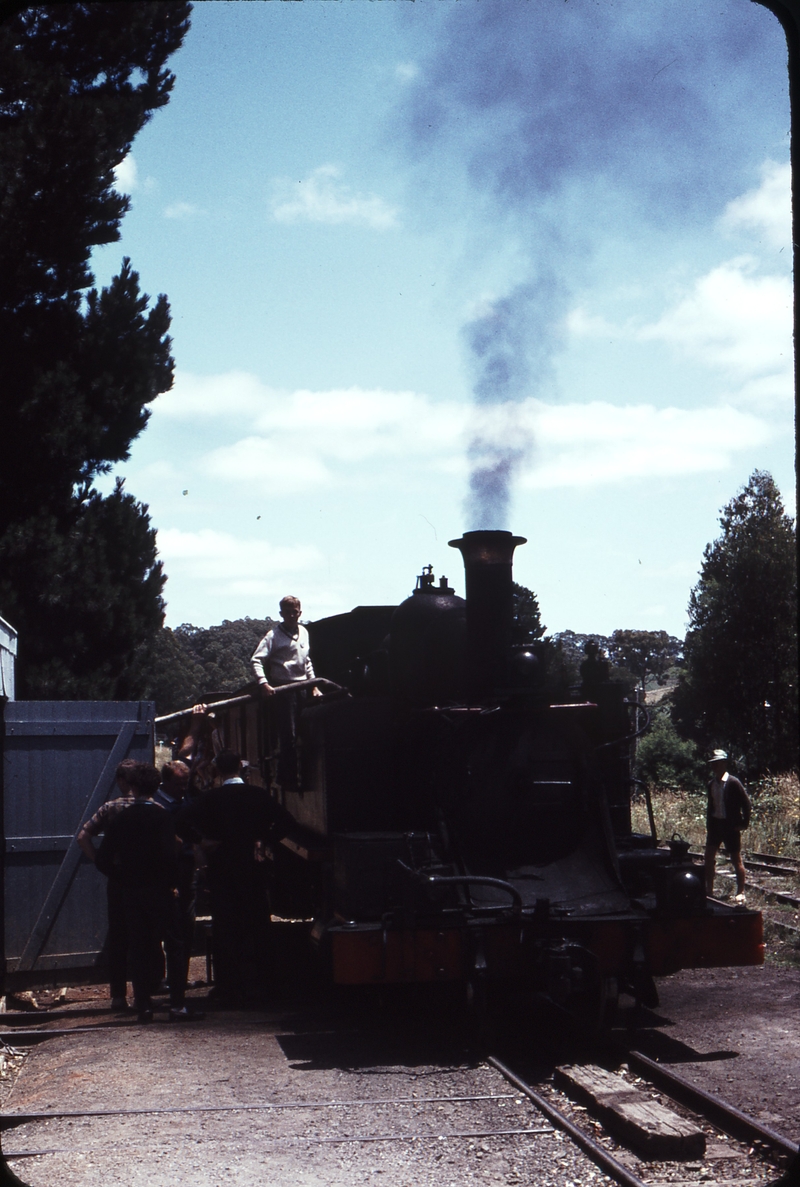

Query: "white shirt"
(251, 623), (315, 687)
(710, 771), (729, 818)
(222, 777), (244, 785)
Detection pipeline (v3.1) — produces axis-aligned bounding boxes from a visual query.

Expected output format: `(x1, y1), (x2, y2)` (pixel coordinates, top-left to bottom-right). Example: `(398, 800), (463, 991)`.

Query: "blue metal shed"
(0, 616), (16, 702)
(2, 700), (154, 987)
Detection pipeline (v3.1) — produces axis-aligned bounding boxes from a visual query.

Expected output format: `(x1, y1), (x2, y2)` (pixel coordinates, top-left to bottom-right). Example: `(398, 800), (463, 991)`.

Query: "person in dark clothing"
(704, 749), (751, 901)
(77, 758), (139, 1011)
(96, 765), (196, 1023)
(154, 761), (196, 987)
(176, 750), (296, 1009)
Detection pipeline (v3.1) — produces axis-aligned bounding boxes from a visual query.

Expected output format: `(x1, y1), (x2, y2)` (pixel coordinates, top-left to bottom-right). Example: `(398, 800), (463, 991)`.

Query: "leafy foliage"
(511, 581), (546, 645)
(551, 630), (645, 693)
(673, 471), (798, 775)
(0, 3), (191, 698)
(137, 618), (277, 716)
(636, 704), (704, 790)
(608, 629), (682, 689)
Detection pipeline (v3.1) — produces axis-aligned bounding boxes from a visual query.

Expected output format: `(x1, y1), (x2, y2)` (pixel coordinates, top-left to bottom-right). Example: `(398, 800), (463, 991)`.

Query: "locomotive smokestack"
(448, 530), (526, 701)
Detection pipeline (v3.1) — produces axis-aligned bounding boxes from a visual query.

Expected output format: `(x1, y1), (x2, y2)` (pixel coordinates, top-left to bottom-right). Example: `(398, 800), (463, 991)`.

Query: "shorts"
(707, 817), (742, 857)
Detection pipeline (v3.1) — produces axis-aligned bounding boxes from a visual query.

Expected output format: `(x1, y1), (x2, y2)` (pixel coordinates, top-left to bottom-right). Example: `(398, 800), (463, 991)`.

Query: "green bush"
(637, 705), (705, 790)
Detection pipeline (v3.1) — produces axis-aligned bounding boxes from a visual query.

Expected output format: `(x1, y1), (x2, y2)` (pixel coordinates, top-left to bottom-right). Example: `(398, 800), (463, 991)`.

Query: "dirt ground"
(0, 961), (798, 1186)
(0, 1011), (599, 1187)
(633, 963), (800, 1142)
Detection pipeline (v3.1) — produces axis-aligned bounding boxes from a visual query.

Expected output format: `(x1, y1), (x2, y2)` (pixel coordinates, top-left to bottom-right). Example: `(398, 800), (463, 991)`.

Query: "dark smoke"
(467, 444), (529, 531)
(406, 1), (783, 220)
(462, 274), (567, 528)
(400, 0), (786, 528)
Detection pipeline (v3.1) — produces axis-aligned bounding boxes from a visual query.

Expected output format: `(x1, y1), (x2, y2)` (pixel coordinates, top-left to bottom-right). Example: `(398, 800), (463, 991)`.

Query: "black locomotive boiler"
(212, 530), (763, 1022)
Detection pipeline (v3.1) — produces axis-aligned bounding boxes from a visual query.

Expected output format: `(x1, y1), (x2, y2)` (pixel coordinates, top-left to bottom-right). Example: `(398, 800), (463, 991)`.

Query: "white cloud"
(569, 257), (793, 406)
(521, 401), (771, 489)
(720, 160), (791, 251)
(638, 259), (792, 385)
(114, 154), (138, 192)
(270, 165), (399, 230)
(163, 201), (202, 220)
(566, 307), (618, 339)
(154, 371), (272, 420)
(147, 370), (769, 498)
(113, 153), (157, 195)
(156, 528), (322, 582)
(205, 437), (332, 492)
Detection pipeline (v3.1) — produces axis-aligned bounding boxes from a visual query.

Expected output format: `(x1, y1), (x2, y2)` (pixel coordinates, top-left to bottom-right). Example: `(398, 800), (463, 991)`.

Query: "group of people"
(78, 749), (298, 1021)
(76, 595), (315, 1022)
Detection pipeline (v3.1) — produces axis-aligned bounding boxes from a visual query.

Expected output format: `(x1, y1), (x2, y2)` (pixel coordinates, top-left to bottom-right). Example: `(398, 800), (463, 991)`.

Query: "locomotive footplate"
(325, 902), (764, 986)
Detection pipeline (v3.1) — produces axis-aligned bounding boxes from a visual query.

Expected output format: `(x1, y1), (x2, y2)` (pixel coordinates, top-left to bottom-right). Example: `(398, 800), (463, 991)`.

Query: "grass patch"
(631, 771), (800, 855)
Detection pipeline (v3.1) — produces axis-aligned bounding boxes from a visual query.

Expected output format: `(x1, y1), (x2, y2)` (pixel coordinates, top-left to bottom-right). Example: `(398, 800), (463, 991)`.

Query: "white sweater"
(251, 623), (315, 686)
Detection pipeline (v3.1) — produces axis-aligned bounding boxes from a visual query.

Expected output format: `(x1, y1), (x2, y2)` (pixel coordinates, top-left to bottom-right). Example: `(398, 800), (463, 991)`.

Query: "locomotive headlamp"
(668, 868), (706, 913)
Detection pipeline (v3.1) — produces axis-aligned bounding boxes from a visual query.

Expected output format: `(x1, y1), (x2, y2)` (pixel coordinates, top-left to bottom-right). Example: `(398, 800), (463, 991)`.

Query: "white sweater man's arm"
(251, 634), (273, 685)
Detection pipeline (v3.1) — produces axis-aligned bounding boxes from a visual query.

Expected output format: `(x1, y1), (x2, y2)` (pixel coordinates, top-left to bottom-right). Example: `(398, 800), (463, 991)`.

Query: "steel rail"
(0, 1023), (141, 1041)
(487, 1055), (650, 1187)
(626, 1049), (798, 1159)
(2, 1127), (555, 1161)
(0, 1008), (129, 1023)
(748, 851), (800, 867)
(0, 1093), (519, 1130)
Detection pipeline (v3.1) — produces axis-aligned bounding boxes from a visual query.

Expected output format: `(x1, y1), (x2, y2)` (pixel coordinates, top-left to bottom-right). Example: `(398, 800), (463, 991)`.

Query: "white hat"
(708, 749), (728, 764)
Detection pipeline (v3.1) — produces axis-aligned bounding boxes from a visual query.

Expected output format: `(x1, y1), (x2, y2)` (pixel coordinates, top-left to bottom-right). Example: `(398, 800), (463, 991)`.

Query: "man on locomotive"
(704, 749), (751, 902)
(251, 595), (316, 693)
(251, 595), (320, 790)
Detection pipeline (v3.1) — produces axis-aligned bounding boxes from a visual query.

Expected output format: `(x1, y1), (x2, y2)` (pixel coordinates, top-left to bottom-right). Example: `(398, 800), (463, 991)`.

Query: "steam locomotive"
(200, 530), (763, 1024)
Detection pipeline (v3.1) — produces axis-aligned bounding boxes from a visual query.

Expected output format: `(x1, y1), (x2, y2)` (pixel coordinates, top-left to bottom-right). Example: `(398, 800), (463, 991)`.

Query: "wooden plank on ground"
(555, 1064), (706, 1160)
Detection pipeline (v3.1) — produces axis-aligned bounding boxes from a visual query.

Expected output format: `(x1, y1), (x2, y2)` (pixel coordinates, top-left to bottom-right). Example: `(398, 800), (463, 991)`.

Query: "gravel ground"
(0, 1007), (607, 1187)
(1, 960), (798, 1185)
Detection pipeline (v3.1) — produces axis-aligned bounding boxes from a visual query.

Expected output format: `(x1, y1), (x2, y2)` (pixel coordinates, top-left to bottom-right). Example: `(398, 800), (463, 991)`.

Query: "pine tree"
(0, 3), (191, 698)
(673, 471), (798, 775)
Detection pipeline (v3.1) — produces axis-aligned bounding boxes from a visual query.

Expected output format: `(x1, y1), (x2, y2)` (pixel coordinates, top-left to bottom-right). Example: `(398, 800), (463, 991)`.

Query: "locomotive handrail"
(154, 677), (345, 725)
(397, 861), (527, 913)
(425, 874), (526, 913)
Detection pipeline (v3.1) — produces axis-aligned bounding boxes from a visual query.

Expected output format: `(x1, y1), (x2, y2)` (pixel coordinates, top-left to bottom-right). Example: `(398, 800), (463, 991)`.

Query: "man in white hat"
(704, 749), (751, 902)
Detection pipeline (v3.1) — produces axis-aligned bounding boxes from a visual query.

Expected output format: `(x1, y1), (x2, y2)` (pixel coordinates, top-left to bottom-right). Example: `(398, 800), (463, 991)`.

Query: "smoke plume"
(401, 0), (785, 528)
(463, 274), (567, 528)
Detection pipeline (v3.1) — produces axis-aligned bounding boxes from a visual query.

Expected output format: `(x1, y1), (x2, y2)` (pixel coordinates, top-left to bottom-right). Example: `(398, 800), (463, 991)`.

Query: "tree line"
(0, 6), (796, 778)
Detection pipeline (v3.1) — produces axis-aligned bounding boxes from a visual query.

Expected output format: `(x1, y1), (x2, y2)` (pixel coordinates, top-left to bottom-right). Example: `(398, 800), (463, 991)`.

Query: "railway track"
(0, 1000), (795, 1187)
(489, 1046), (795, 1187)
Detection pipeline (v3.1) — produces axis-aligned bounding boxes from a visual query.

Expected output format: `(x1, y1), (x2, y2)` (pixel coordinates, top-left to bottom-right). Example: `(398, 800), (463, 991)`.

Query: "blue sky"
(94, 0), (794, 638)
